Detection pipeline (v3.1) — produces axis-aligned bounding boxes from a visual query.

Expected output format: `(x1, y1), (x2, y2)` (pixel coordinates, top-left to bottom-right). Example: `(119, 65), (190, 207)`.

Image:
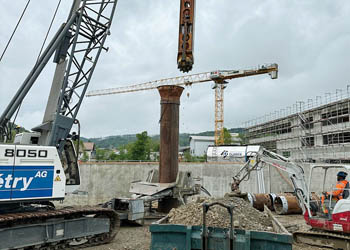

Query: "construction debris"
(168, 197), (273, 232)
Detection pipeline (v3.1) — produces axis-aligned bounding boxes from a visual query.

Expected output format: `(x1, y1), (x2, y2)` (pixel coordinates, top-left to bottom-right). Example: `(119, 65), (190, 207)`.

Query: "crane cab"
(6, 132), (81, 199)
(0, 144), (66, 202)
(14, 132), (41, 145)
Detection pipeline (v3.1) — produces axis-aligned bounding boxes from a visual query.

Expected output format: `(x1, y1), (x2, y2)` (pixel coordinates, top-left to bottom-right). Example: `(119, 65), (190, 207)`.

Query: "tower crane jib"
(87, 63), (278, 145)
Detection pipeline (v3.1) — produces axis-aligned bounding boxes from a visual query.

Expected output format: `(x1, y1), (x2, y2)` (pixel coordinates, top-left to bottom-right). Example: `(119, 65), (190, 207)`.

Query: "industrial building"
(189, 136), (215, 157)
(244, 88), (350, 163)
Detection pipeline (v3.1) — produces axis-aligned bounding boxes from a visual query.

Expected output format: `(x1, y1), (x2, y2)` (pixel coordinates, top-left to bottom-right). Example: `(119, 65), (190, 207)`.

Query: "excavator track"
(294, 229), (350, 249)
(0, 207), (120, 250)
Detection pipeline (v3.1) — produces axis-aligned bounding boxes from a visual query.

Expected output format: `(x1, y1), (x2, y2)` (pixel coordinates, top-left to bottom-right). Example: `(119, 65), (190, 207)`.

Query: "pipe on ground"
(247, 193), (273, 211)
(274, 195), (302, 215)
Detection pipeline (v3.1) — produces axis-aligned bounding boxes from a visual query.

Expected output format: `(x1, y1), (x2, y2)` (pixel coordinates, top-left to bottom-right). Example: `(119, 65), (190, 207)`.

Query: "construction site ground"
(87, 214), (331, 250)
(85, 222), (151, 250)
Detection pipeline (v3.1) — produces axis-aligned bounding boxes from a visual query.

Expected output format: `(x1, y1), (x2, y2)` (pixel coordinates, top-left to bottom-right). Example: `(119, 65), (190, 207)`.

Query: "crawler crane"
(0, 1), (119, 248)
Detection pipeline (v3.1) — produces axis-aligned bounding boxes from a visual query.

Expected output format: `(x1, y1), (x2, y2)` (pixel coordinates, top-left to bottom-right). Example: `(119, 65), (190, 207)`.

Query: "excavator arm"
(232, 147), (310, 214)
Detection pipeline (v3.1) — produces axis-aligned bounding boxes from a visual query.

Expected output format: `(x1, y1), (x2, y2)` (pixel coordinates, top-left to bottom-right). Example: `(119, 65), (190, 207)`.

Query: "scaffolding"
(243, 86), (350, 163)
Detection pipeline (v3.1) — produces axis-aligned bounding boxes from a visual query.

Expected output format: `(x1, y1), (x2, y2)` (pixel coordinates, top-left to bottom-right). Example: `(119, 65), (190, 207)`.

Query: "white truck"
(206, 145), (260, 162)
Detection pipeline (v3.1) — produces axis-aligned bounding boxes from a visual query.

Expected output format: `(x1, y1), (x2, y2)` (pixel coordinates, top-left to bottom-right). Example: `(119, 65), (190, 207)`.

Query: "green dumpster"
(150, 224), (293, 250)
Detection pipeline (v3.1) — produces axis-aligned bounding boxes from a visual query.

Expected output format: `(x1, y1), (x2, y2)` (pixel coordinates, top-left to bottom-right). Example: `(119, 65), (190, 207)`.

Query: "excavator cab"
(307, 164), (350, 218)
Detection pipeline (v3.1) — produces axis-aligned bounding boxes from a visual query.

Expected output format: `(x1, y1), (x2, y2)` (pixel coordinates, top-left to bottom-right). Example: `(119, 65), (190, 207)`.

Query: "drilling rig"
(0, 1), (119, 248)
(177, 0), (196, 73)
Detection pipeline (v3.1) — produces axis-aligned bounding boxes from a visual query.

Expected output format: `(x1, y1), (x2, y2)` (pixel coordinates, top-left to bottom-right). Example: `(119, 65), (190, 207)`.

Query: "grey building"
(244, 89), (350, 163)
(189, 136), (215, 157)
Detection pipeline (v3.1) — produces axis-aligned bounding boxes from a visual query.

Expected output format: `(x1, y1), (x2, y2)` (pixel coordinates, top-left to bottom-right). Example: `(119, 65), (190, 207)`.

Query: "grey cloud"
(1, 1), (350, 138)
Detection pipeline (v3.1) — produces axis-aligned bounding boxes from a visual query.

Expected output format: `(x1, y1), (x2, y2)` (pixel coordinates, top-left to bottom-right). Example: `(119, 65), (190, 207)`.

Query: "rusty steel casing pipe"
(274, 195), (302, 215)
(157, 85), (184, 183)
(247, 193), (273, 211)
(269, 193), (294, 211)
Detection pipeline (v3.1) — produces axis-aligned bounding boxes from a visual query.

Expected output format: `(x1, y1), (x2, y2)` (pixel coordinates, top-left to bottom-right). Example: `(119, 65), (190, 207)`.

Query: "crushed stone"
(168, 197), (273, 232)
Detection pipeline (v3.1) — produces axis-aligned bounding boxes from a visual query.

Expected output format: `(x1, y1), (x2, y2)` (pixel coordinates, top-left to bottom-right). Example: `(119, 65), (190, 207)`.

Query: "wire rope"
(36, 0), (62, 63)
(0, 0), (31, 63)
(10, 0), (62, 135)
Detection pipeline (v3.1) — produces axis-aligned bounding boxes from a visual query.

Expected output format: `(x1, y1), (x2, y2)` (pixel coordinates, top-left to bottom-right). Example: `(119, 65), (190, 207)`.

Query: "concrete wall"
(60, 161), (342, 206)
(62, 162), (242, 206)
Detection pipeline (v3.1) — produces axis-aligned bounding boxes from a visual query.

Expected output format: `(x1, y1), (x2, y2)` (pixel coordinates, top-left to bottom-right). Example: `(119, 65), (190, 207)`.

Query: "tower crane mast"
(87, 63), (278, 145)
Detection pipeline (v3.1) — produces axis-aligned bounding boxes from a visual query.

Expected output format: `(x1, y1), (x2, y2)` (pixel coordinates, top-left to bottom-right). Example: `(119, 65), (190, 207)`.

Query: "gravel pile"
(168, 197), (273, 232)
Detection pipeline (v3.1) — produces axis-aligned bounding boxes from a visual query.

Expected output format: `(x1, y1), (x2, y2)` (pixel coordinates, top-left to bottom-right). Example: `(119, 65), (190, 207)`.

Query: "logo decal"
(0, 166), (54, 200)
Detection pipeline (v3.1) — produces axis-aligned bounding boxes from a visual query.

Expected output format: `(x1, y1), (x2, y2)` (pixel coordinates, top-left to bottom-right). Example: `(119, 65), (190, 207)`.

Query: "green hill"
(81, 128), (244, 149)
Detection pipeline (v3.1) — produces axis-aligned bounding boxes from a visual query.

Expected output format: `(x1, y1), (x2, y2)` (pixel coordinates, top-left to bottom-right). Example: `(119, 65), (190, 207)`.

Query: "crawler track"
(294, 229), (350, 249)
(0, 207), (120, 250)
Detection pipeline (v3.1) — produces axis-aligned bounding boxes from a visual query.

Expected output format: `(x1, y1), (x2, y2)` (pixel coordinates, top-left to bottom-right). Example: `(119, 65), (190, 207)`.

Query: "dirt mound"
(168, 197), (273, 231)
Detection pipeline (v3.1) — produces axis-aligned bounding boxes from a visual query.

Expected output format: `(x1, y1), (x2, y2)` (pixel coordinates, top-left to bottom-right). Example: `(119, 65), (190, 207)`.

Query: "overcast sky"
(1, 1), (350, 138)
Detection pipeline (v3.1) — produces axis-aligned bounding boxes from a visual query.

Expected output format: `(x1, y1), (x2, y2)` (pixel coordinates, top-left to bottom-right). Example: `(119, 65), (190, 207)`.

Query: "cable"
(159, 102), (169, 124)
(9, 0), (62, 137)
(8, 102), (22, 141)
(0, 0), (31, 63)
(36, 0), (62, 63)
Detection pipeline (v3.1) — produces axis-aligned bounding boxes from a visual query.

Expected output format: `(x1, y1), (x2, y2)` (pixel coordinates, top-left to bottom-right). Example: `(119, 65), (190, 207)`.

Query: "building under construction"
(244, 87), (350, 163)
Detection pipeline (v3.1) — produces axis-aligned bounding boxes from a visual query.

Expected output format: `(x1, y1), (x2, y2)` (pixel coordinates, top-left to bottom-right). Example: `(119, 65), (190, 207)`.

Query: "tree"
(184, 151), (193, 162)
(129, 131), (151, 160)
(81, 151), (89, 162)
(95, 148), (108, 161)
(117, 144), (131, 161)
(108, 151), (119, 161)
(219, 127), (232, 144)
(150, 139), (160, 152)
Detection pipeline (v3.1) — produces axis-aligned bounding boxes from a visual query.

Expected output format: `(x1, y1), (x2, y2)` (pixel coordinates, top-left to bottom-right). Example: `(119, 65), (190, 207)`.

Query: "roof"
(179, 146), (190, 152)
(190, 136), (215, 141)
(83, 142), (95, 151)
